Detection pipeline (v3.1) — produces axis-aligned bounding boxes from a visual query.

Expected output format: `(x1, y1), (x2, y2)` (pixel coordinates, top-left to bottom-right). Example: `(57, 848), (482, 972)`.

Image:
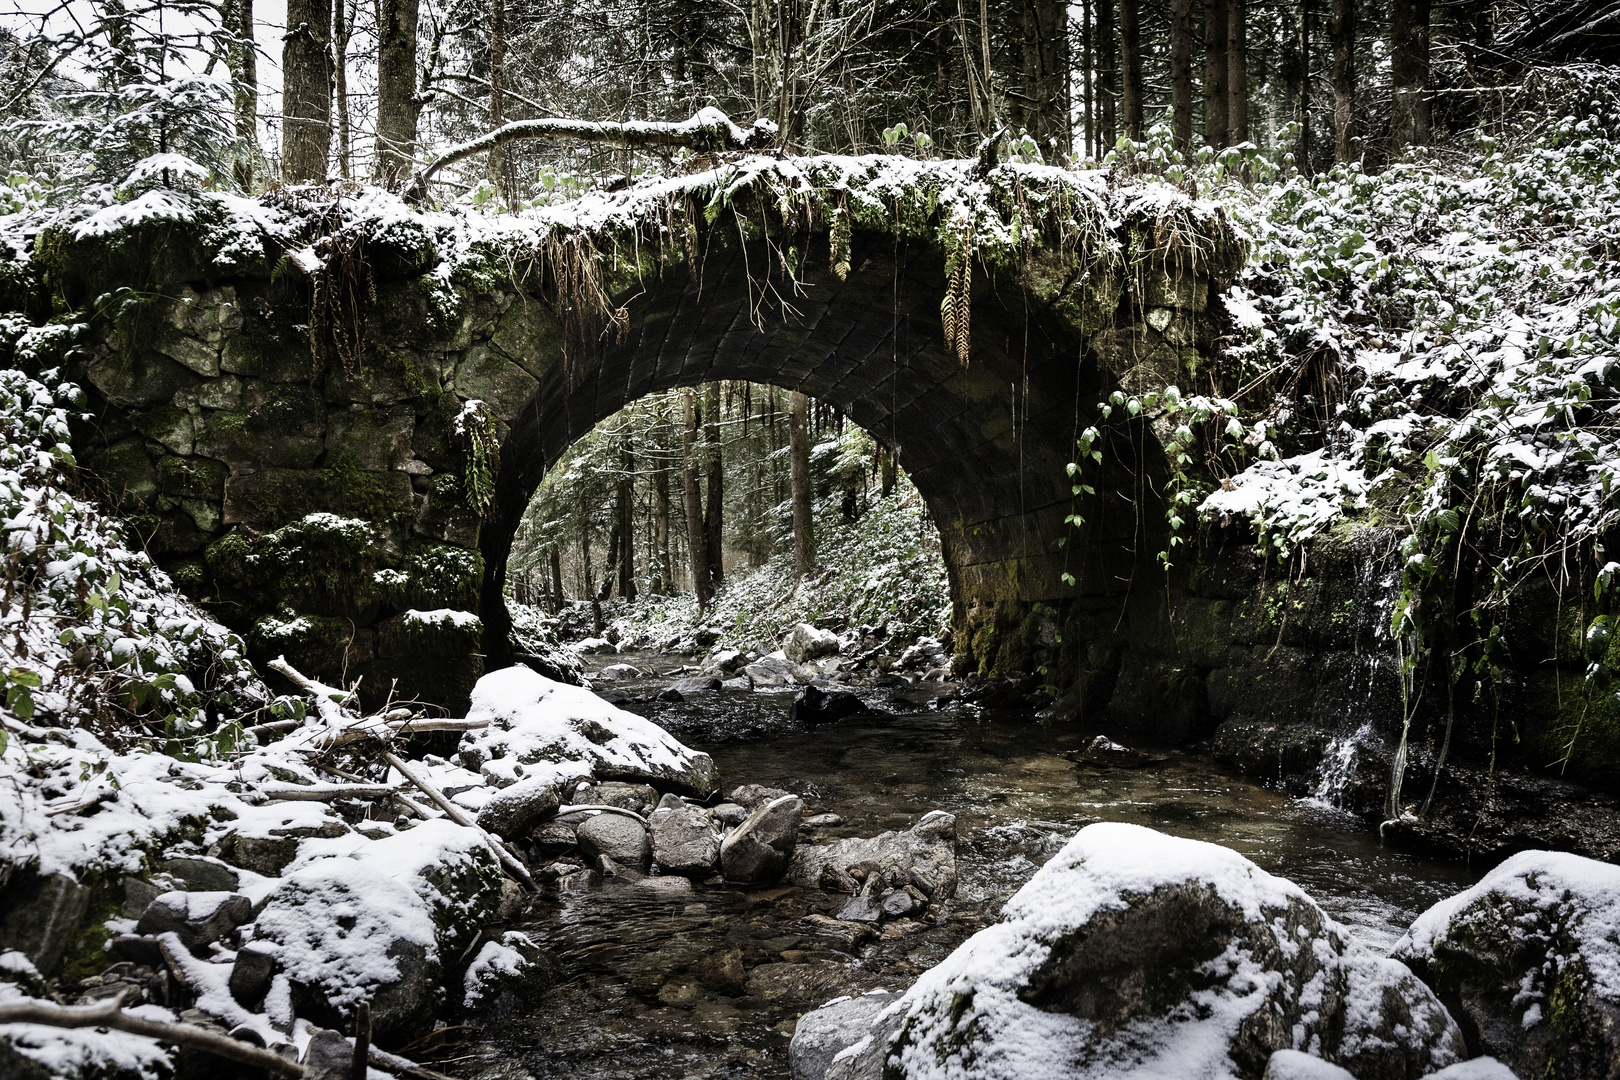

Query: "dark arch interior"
(479, 232), (1160, 666)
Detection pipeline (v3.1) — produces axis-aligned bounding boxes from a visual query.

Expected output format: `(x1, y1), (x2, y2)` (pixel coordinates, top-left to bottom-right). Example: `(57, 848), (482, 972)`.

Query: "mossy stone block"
(223, 467), (414, 530)
(88, 437), (157, 510)
(85, 343), (199, 409)
(325, 406), (415, 471)
(377, 610), (484, 659)
(453, 347), (539, 423)
(134, 403), (196, 456)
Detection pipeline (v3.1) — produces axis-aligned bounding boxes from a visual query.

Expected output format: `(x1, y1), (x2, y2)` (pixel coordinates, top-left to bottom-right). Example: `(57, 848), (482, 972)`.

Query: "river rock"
(0, 870), (91, 975)
(596, 663), (642, 681)
(783, 624), (841, 663)
(457, 666), (719, 796)
(650, 803), (722, 876)
(788, 810), (957, 900)
(789, 685), (866, 727)
(1264, 1050), (1356, 1080)
(1393, 849), (1620, 1078)
(789, 990), (896, 1080)
(228, 939), (280, 1009)
(1067, 734), (1162, 769)
(250, 820), (503, 1043)
(729, 783), (797, 810)
(744, 656), (796, 687)
(721, 675), (752, 691)
(135, 891), (252, 950)
(701, 648), (746, 675)
(808, 822), (1463, 1080)
(712, 802), (750, 826)
(474, 775), (563, 840)
(660, 675), (722, 701)
(719, 796), (803, 883)
(158, 856), (240, 893)
(574, 781), (659, 813)
(300, 1028), (355, 1080)
(463, 931), (559, 1018)
(576, 813), (651, 868)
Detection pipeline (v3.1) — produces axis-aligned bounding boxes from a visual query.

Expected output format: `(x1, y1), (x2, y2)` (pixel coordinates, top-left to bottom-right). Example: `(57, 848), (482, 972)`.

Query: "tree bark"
(281, 0), (332, 182)
(581, 494), (603, 632)
(788, 390), (815, 577)
(333, 0), (354, 178)
(1098, 0), (1117, 148)
(1169, 0), (1194, 154)
(617, 436), (636, 602)
(1120, 0), (1143, 140)
(231, 0), (259, 165)
(1331, 0), (1355, 161)
(549, 546), (564, 613)
(488, 0), (506, 196)
(1204, 0), (1229, 149)
(703, 382), (724, 589)
(1082, 0), (1093, 158)
(1227, 0), (1248, 145)
(681, 388), (712, 612)
(1391, 0), (1431, 150)
(1015, 0), (1069, 156)
(375, 0), (421, 183)
(1297, 0), (1313, 170)
(880, 445), (897, 497)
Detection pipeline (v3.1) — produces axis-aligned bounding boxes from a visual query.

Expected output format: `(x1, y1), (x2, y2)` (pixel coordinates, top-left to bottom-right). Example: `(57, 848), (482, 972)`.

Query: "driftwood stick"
(350, 1001), (370, 1080)
(267, 656), (357, 726)
(381, 750), (538, 892)
(557, 803), (650, 826)
(0, 994), (303, 1078)
(366, 1043), (460, 1080)
(259, 783), (405, 802)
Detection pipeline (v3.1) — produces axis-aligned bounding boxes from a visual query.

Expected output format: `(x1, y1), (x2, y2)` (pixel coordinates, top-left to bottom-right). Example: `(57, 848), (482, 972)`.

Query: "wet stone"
(575, 813), (651, 868)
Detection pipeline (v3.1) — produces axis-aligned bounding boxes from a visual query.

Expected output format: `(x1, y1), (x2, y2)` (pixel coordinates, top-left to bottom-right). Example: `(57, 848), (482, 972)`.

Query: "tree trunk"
(1082, 0), (1093, 158)
(1298, 0), (1313, 170)
(1331, 0), (1355, 161)
(488, 0), (506, 197)
(681, 388), (712, 612)
(231, 0), (260, 166)
(375, 0), (421, 183)
(1120, 0), (1143, 140)
(549, 546), (563, 614)
(1391, 0), (1430, 150)
(788, 390), (815, 577)
(601, 523), (620, 600)
(653, 441), (673, 594)
(1204, 0), (1229, 149)
(1227, 0), (1248, 145)
(1169, 0), (1194, 154)
(703, 383), (724, 589)
(617, 437), (636, 602)
(581, 497), (603, 633)
(1098, 0), (1117, 148)
(281, 0), (332, 182)
(1015, 0), (1068, 156)
(880, 445), (897, 497)
(333, 0), (353, 178)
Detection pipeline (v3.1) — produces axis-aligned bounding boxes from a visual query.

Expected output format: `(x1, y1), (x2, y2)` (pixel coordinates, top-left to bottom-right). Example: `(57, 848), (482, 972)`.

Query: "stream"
(447, 653), (1481, 1080)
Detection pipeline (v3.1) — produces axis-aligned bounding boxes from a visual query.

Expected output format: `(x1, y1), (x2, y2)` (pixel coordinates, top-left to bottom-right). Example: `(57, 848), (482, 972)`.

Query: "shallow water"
(449, 654), (1480, 1080)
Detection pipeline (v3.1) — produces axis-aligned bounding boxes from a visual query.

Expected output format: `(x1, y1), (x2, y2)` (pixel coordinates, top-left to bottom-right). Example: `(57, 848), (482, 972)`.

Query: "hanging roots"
(543, 233), (615, 387)
(309, 227), (376, 377)
(940, 217), (973, 366)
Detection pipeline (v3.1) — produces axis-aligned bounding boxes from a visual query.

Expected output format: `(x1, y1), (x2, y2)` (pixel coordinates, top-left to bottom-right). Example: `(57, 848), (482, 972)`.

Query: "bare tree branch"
(407, 107), (777, 201)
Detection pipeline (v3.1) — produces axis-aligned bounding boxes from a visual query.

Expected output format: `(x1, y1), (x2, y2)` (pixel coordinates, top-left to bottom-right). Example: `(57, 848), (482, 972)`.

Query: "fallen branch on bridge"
(407, 107), (778, 202)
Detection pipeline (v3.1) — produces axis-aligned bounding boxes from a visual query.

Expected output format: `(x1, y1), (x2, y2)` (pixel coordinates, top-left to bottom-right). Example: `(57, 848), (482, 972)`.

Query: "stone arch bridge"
(11, 158), (1240, 713)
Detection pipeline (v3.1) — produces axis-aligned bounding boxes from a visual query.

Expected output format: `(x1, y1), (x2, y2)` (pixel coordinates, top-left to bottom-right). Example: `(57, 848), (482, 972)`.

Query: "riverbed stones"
(575, 813), (652, 868)
(728, 784), (797, 810)
(650, 803), (722, 877)
(818, 822), (1463, 1080)
(1393, 849), (1620, 1079)
(134, 891), (252, 950)
(719, 795), (804, 884)
(788, 811), (957, 901)
(0, 870), (91, 975)
(474, 776), (562, 840)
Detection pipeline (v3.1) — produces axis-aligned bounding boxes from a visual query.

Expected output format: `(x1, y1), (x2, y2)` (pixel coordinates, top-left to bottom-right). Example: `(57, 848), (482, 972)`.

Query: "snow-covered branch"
(407, 107), (778, 200)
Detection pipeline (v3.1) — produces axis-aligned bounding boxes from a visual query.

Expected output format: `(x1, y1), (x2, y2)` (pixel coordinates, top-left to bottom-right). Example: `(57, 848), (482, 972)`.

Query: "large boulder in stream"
(720, 795), (803, 883)
(793, 823), (1463, 1080)
(650, 802), (722, 876)
(246, 820), (503, 1044)
(456, 666), (719, 796)
(1393, 849), (1620, 1078)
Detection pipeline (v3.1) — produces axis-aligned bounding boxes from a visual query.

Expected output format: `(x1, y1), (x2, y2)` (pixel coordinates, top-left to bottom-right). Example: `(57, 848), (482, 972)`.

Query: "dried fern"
(940, 217), (973, 366)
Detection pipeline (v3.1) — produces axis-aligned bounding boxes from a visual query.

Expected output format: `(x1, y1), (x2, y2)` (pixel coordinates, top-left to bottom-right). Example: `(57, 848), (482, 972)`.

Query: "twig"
(381, 750), (538, 892)
(0, 993), (302, 1078)
(557, 803), (650, 825)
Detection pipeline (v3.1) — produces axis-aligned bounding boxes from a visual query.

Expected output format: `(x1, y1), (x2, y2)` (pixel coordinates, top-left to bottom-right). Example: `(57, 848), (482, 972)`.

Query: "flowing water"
(448, 654), (1480, 1080)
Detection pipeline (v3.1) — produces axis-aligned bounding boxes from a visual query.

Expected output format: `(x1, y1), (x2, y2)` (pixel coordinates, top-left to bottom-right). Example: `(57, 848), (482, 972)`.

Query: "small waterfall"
(1308, 722), (1375, 808)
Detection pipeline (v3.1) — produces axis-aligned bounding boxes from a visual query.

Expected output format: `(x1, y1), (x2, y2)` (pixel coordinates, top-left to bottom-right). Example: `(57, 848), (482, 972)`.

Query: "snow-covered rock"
(790, 990), (897, 1080)
(798, 823), (1462, 1080)
(463, 931), (558, 1017)
(1393, 849), (1620, 1078)
(247, 819), (504, 1043)
(456, 666), (719, 796)
(596, 662), (643, 680)
(783, 623), (841, 663)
